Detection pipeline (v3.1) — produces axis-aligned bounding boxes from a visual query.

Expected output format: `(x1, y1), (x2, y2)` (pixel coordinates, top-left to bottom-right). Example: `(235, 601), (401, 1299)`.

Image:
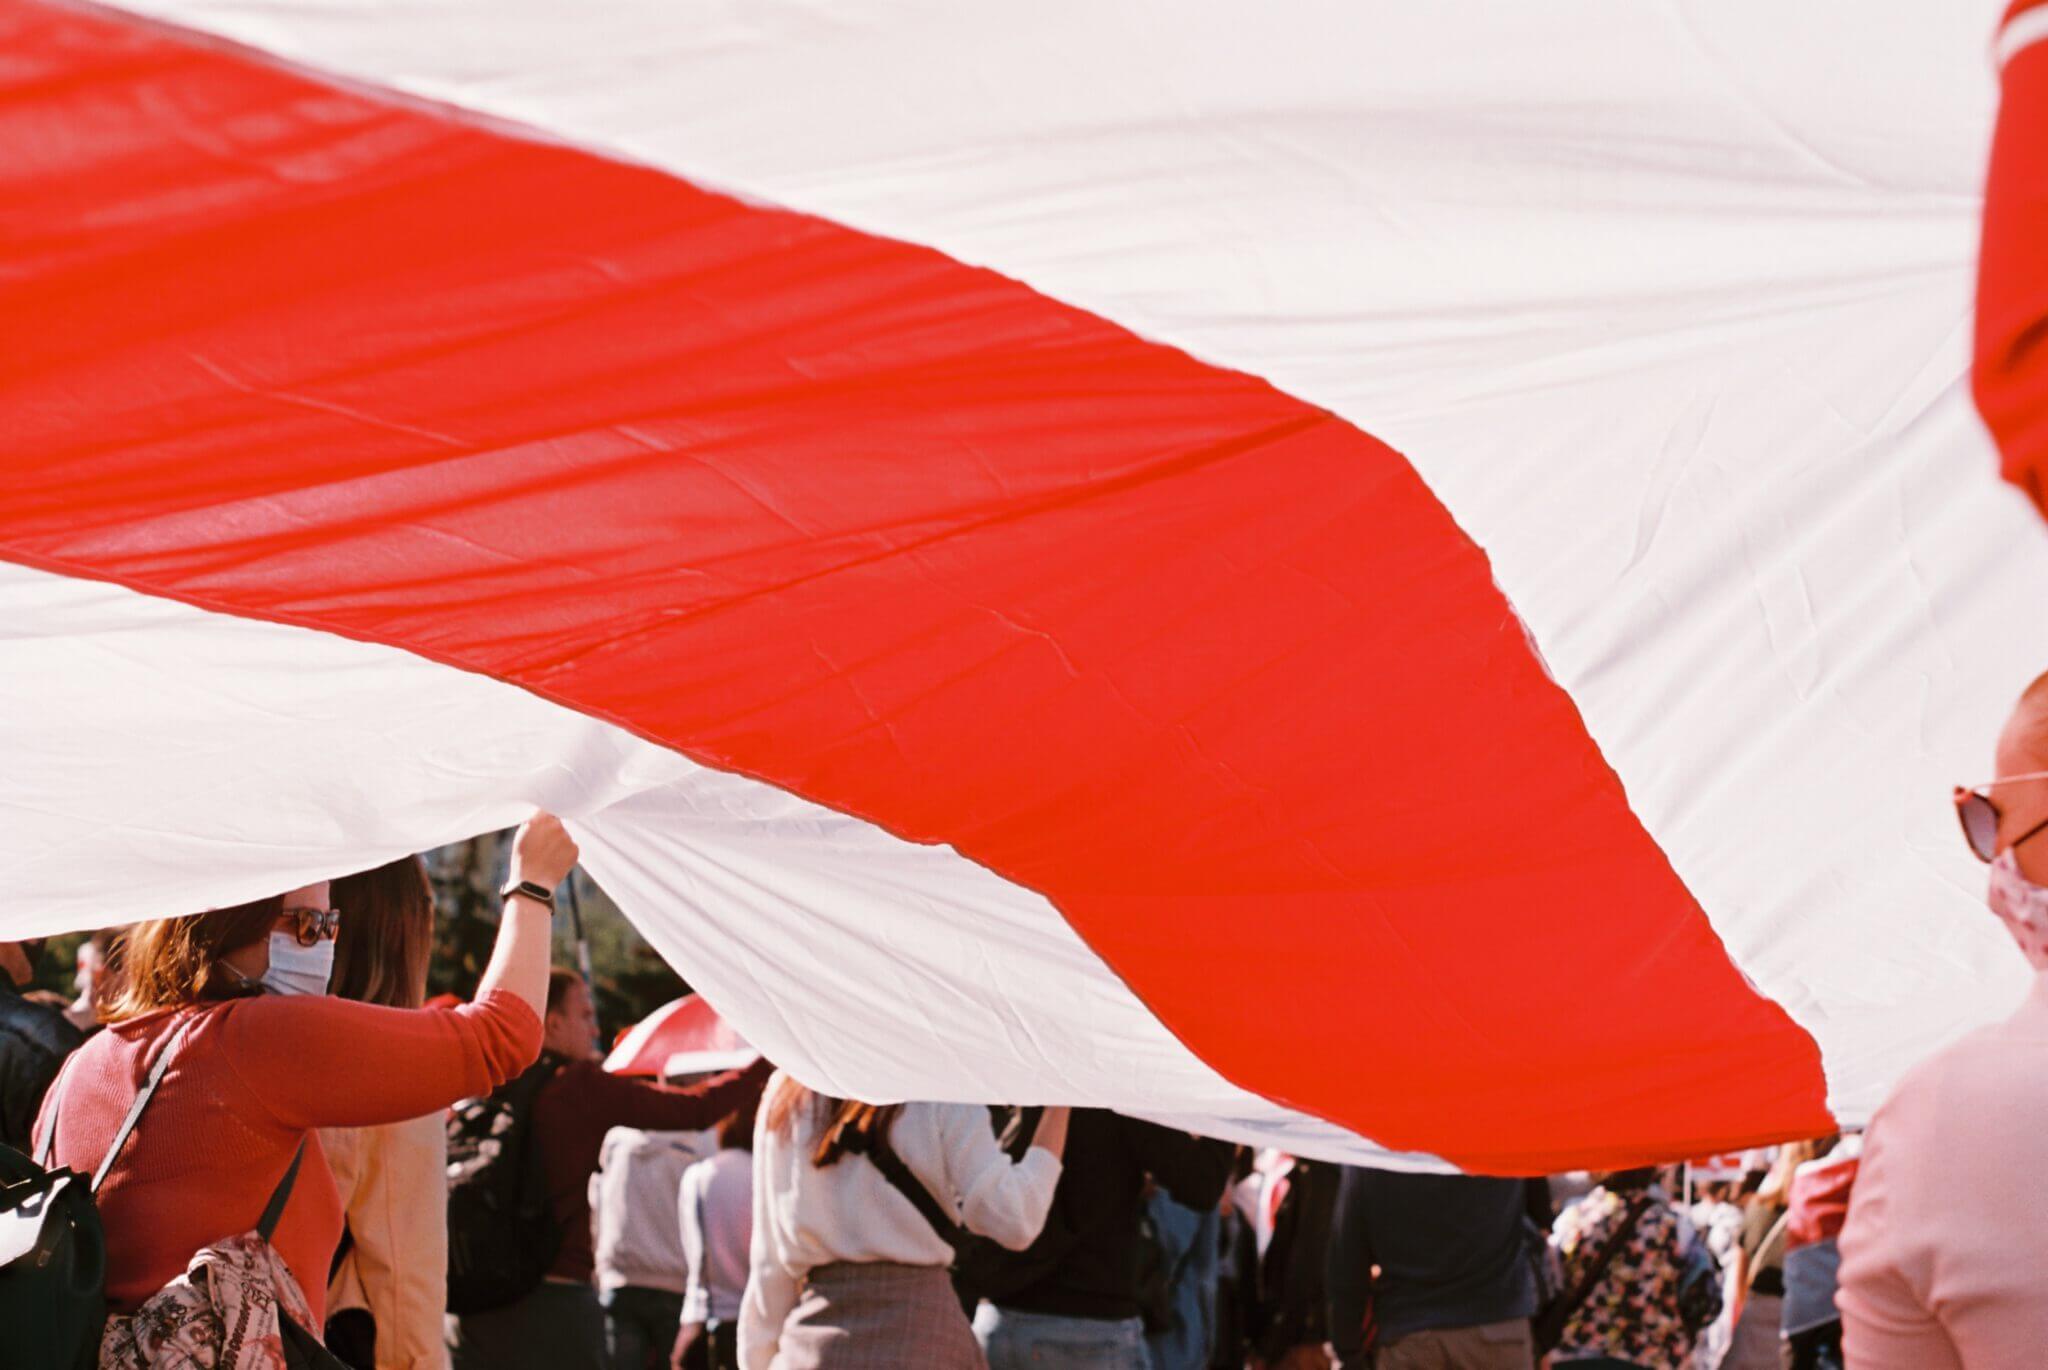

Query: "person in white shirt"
(591, 1125), (704, 1370)
(673, 1103), (756, 1370)
(738, 1072), (1069, 1370)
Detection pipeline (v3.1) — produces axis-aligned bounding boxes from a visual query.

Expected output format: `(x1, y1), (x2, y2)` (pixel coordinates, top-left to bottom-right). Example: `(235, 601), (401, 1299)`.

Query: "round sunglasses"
(1954, 768), (2048, 863)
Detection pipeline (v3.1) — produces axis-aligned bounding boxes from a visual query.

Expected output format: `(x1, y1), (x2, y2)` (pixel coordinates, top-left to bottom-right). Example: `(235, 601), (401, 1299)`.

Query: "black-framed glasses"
(1954, 769), (2048, 863)
(280, 907), (340, 947)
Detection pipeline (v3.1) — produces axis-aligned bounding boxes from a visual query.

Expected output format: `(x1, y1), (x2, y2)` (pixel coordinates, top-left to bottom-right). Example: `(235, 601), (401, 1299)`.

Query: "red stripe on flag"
(0, 0), (1831, 1170)
(1981, 11), (2048, 520)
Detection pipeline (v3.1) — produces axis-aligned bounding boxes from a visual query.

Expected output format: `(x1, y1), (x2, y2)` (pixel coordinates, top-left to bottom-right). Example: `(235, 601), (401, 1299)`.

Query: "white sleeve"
(738, 1110), (796, 1370)
(935, 1103), (1062, 1252)
(679, 1161), (710, 1324)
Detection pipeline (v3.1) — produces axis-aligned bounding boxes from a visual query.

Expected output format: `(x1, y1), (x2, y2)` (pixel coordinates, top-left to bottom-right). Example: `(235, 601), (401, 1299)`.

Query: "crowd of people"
(6, 671), (2048, 1368)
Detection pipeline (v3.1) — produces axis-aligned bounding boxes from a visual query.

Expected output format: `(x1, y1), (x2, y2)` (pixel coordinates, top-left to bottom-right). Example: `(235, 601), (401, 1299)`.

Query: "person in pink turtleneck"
(1836, 671), (2048, 1366)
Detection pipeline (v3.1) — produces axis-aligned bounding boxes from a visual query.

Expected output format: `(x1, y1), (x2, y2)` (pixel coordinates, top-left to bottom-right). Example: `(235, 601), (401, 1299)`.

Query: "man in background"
(1227, 1150), (1338, 1370)
(450, 971), (771, 1370)
(1325, 1167), (1537, 1370)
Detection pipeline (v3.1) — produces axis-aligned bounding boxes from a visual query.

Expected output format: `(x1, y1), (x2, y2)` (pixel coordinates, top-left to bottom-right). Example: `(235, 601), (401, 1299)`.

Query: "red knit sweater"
(33, 989), (540, 1324)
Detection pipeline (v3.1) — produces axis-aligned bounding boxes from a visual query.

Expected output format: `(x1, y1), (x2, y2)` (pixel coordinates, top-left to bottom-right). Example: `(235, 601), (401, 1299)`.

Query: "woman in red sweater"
(32, 813), (574, 1343)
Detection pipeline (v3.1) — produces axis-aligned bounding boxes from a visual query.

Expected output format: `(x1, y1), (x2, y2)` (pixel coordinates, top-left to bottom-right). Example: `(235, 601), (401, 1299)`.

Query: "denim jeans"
(976, 1304), (1151, 1370)
(600, 1285), (687, 1370)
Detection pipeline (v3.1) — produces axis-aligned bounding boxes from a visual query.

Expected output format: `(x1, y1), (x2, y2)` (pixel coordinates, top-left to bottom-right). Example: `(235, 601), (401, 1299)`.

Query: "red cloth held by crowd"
(532, 1055), (772, 1282)
(33, 990), (541, 1325)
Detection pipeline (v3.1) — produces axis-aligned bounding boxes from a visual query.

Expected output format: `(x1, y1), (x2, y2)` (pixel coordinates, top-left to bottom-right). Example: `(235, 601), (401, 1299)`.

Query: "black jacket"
(992, 1108), (1235, 1322)
(0, 971), (84, 1153)
(1230, 1157), (1338, 1362)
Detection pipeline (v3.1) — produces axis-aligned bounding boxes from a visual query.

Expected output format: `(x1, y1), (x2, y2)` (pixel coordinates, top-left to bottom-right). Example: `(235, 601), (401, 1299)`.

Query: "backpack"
(1131, 1193), (1195, 1335)
(103, 1141), (350, 1370)
(1675, 1228), (1725, 1334)
(0, 1044), (145, 1370)
(445, 1053), (566, 1314)
(941, 1108), (1077, 1307)
(2, 1017), (350, 1369)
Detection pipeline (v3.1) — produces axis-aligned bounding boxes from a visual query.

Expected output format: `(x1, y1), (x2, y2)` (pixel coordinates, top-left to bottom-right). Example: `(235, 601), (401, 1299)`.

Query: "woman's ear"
(219, 930), (273, 983)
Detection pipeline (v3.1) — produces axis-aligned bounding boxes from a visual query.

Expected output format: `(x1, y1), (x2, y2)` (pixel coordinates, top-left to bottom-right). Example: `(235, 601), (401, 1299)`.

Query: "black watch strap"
(500, 878), (557, 910)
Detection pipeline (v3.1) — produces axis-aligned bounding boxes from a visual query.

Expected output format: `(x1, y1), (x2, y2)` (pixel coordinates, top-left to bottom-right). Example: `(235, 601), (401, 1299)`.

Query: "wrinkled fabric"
(5, 0), (2047, 1178)
(101, 1229), (317, 1370)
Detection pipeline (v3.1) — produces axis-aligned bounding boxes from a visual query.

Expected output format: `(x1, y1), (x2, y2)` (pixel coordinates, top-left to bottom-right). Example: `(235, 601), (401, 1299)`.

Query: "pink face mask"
(1987, 848), (2048, 971)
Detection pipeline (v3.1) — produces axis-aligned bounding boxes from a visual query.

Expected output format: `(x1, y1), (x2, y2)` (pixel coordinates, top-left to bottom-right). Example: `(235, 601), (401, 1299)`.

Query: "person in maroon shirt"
(450, 970), (772, 1370)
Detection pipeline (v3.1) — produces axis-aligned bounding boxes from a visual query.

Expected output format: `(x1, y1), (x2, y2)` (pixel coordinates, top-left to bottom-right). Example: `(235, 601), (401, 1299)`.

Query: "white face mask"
(261, 931), (336, 997)
(1987, 848), (2048, 972)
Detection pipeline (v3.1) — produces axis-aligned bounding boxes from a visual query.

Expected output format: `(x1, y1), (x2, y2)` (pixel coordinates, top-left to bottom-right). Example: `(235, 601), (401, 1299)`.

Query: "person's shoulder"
(0, 984), (85, 1058)
(213, 990), (348, 1029)
(529, 1054), (602, 1112)
(905, 1098), (977, 1126)
(1878, 1011), (2047, 1123)
(602, 1123), (652, 1154)
(1562, 1186), (1621, 1233)
(902, 1100), (997, 1151)
(691, 1149), (746, 1190)
(541, 1053), (603, 1088)
(1638, 1195), (1685, 1238)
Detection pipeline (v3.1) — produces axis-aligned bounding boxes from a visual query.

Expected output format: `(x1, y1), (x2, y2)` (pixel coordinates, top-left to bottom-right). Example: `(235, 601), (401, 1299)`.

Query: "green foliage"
(423, 834), (686, 1044)
(29, 933), (88, 998)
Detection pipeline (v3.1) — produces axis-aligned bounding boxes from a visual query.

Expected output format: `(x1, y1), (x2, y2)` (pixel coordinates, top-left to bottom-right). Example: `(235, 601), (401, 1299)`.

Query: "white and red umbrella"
(604, 996), (758, 1080)
(5, 0), (2047, 1174)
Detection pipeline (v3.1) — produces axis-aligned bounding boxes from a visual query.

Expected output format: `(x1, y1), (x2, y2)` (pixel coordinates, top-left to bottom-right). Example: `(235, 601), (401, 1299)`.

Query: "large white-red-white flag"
(6, 0), (2047, 1174)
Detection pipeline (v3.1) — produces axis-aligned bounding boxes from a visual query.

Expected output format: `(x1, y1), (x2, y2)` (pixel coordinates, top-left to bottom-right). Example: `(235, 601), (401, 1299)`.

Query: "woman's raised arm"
(475, 812), (577, 1020)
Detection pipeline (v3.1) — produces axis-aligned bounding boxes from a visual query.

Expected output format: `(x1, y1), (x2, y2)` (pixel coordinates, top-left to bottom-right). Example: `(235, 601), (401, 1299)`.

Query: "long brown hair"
(101, 896), (282, 1022)
(763, 1075), (902, 1168)
(329, 856), (435, 1010)
(717, 1092), (761, 1153)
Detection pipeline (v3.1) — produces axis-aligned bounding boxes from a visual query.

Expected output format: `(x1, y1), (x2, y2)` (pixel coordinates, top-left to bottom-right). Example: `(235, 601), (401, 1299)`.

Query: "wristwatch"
(499, 878), (557, 911)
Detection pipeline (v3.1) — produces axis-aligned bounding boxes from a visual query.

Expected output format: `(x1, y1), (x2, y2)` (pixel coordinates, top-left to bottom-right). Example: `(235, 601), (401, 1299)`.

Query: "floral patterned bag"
(1532, 1194), (1651, 1353)
(100, 1143), (350, 1370)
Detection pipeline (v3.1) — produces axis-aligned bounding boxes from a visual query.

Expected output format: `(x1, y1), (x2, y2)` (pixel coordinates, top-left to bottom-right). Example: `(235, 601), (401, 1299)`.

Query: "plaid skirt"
(774, 1261), (986, 1370)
